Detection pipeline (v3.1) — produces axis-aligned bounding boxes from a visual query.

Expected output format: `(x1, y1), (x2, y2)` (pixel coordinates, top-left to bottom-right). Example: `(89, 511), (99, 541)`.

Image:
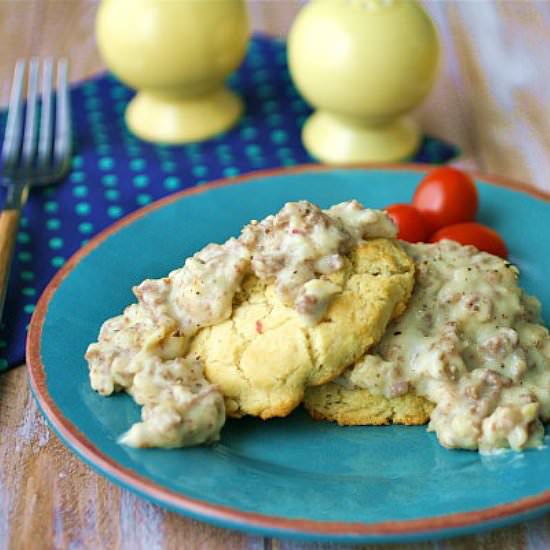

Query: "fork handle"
(0, 208), (21, 318)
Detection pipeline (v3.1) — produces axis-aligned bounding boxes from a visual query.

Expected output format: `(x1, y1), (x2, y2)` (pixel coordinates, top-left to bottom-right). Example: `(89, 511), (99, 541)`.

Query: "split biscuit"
(190, 239), (415, 419)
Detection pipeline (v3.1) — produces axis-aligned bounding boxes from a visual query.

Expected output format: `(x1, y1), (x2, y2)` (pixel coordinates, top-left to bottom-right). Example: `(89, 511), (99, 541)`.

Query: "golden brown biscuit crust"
(190, 239), (415, 420)
(303, 382), (434, 426)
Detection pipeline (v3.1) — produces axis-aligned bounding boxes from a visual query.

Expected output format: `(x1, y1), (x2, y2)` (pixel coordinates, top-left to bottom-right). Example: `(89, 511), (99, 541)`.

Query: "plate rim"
(26, 163), (550, 541)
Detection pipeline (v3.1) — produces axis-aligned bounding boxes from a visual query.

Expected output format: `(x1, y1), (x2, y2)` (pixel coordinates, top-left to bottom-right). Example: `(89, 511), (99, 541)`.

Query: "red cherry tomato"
(385, 203), (430, 243)
(430, 222), (508, 258)
(412, 167), (479, 232)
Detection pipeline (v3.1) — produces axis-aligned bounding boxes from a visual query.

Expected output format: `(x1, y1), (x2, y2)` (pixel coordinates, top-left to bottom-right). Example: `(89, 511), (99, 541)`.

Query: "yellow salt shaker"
(288, 0), (440, 163)
(96, 0), (250, 144)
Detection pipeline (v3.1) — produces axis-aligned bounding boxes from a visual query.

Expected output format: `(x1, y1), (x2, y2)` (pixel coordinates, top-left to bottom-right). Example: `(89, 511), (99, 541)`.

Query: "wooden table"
(2, 1), (550, 548)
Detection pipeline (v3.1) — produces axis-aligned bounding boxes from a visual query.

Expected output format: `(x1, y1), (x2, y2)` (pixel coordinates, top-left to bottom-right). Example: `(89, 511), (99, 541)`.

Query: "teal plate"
(27, 165), (550, 544)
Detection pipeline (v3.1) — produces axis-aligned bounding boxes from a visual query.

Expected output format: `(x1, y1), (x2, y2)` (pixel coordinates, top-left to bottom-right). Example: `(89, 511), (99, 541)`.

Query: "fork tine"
(21, 58), (39, 171)
(38, 58), (54, 168)
(54, 59), (71, 168)
(1, 60), (25, 170)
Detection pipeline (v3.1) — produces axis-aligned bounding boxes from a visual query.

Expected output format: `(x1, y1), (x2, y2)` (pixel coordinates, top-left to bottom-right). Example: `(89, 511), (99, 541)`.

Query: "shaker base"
(302, 111), (421, 164)
(125, 87), (243, 145)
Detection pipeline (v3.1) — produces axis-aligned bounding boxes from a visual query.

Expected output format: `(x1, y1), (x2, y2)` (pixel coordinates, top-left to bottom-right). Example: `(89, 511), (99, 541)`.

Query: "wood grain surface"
(2, 1), (550, 549)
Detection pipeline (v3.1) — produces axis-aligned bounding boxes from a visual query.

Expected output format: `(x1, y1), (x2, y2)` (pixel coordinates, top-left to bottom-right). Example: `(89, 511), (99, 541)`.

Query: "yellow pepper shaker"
(288, 0), (439, 164)
(96, 0), (249, 144)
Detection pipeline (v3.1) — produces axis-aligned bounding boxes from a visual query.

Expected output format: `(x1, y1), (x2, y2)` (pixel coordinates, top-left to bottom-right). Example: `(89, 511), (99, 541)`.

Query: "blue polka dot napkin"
(0, 35), (458, 372)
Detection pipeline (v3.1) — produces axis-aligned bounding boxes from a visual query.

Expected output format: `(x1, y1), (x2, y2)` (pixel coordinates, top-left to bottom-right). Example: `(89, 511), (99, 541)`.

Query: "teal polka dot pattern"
(0, 34), (458, 372)
(276, 147), (293, 158)
(223, 167), (240, 178)
(72, 185), (88, 198)
(252, 68), (269, 82)
(107, 205), (123, 219)
(85, 97), (101, 110)
(240, 127), (257, 140)
(82, 82), (97, 95)
(75, 202), (91, 216)
(291, 99), (308, 112)
(88, 111), (103, 122)
(215, 144), (231, 155)
(70, 171), (85, 183)
(130, 158), (146, 171)
(133, 174), (149, 188)
(97, 144), (112, 155)
(101, 174), (118, 187)
(72, 155), (83, 168)
(163, 176), (181, 191)
(136, 193), (152, 206)
(161, 161), (176, 172)
(44, 201), (59, 214)
(257, 84), (274, 99)
(267, 113), (283, 127)
(187, 143), (201, 154)
(218, 154), (233, 165)
(110, 85), (127, 99)
(17, 232), (30, 244)
(271, 129), (289, 145)
(105, 189), (120, 201)
(245, 144), (263, 158)
(98, 157), (114, 170)
(78, 222), (94, 234)
(248, 53), (263, 68)
(95, 134), (109, 145)
(186, 151), (202, 163)
(49, 237), (64, 250)
(46, 218), (61, 230)
(262, 101), (278, 114)
(51, 256), (65, 268)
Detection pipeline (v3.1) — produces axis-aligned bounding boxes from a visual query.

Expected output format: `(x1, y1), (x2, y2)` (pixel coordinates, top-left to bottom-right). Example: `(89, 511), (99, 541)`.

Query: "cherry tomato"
(385, 203), (429, 243)
(412, 167), (479, 232)
(430, 222), (508, 258)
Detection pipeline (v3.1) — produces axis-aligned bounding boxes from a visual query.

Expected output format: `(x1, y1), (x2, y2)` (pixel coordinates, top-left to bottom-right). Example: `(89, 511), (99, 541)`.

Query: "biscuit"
(304, 382), (434, 426)
(189, 239), (415, 419)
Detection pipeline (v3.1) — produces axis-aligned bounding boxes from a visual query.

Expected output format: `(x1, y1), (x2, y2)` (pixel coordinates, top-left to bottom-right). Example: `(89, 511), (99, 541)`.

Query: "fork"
(0, 58), (71, 322)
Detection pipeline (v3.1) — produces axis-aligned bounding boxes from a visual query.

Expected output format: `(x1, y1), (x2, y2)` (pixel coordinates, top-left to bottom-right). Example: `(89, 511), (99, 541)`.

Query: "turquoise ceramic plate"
(28, 165), (550, 544)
